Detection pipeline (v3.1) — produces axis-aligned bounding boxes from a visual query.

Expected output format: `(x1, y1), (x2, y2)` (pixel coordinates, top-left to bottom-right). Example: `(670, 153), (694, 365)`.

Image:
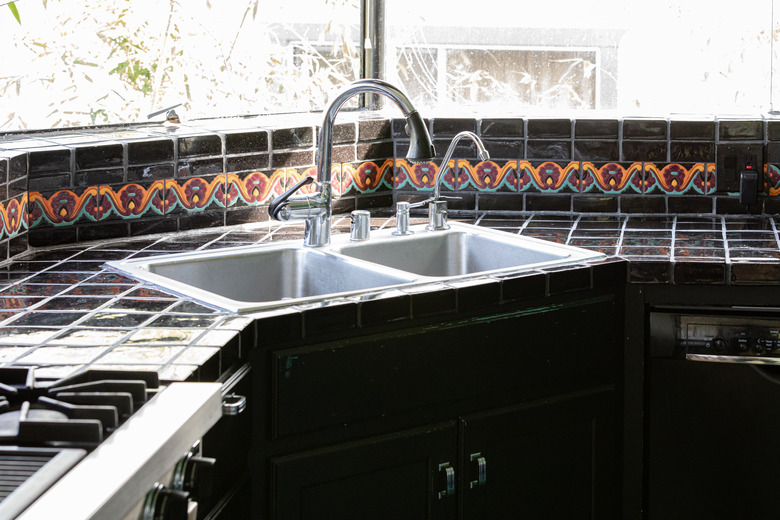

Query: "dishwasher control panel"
(679, 315), (780, 362)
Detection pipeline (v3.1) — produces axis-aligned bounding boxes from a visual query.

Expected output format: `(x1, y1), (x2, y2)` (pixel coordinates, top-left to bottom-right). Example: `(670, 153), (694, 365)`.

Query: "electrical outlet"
(716, 144), (763, 193)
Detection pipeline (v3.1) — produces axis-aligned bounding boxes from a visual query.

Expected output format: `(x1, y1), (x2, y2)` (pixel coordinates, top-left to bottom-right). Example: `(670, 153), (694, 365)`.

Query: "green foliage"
(8, 2), (20, 24)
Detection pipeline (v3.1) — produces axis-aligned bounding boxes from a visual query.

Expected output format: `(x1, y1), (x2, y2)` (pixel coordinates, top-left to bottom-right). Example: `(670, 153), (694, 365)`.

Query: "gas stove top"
(0, 366), (159, 450)
(0, 366), (224, 520)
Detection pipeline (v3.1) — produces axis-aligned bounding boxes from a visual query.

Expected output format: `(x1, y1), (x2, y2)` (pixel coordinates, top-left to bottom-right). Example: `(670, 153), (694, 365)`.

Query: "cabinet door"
(271, 421), (458, 520)
(461, 387), (620, 520)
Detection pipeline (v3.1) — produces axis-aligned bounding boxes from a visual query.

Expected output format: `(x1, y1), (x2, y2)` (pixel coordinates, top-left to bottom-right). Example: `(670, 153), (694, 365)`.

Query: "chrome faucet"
(394, 131), (489, 232)
(269, 79), (436, 247)
(392, 131), (489, 234)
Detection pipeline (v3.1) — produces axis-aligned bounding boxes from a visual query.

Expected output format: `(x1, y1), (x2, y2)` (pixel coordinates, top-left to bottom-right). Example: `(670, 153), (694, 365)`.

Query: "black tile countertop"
(0, 212), (778, 382)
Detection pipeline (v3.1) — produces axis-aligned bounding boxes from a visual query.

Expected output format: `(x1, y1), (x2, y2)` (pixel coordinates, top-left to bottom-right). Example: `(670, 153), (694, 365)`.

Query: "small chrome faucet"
(427, 131), (489, 231)
(269, 79), (435, 247)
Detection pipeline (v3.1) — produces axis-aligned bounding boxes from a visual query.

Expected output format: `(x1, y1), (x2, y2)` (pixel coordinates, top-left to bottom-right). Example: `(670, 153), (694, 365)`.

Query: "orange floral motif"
(343, 159), (393, 193)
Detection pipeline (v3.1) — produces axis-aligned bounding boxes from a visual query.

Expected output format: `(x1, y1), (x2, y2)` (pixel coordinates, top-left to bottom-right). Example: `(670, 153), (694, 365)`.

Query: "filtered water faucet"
(269, 79), (436, 247)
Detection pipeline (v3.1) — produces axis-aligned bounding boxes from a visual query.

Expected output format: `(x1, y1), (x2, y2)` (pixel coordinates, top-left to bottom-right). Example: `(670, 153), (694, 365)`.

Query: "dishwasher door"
(647, 311), (780, 519)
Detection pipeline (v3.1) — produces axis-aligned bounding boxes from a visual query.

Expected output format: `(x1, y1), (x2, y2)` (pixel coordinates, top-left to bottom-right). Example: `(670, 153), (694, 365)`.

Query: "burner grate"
(0, 367), (159, 449)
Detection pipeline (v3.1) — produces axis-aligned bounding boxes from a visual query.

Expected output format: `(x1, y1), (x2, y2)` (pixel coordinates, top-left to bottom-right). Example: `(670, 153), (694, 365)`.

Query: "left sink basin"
(106, 245), (417, 313)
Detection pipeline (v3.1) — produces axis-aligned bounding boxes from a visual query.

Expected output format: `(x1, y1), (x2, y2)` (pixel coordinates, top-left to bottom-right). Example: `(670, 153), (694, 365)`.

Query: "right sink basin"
(332, 222), (602, 277)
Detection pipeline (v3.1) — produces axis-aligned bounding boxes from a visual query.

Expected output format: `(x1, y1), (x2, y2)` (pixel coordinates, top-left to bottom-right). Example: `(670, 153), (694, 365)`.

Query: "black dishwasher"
(648, 309), (780, 519)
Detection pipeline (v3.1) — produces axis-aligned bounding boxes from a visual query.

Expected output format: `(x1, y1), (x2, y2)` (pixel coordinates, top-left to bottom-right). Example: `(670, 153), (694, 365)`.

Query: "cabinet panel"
(462, 387), (620, 520)
(271, 295), (619, 437)
(271, 421), (457, 520)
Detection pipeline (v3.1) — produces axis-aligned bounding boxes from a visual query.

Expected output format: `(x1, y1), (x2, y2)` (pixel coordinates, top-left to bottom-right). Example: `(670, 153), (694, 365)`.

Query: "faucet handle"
(269, 176), (314, 220)
(427, 199), (449, 231)
(350, 210), (371, 241)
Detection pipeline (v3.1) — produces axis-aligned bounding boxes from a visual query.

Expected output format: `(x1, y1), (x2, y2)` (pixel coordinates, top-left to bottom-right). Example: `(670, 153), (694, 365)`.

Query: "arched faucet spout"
(270, 80), (435, 248)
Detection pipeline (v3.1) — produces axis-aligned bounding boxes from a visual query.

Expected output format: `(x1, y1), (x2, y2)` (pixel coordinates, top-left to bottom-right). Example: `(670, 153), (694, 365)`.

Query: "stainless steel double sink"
(106, 222), (604, 313)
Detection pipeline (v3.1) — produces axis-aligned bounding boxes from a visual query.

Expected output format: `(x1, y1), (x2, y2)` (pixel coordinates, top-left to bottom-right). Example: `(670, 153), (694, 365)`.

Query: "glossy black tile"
(223, 129), (269, 154)
(527, 140), (571, 160)
(482, 139), (522, 160)
(527, 118), (571, 139)
(731, 262), (780, 284)
(525, 194), (571, 212)
(9, 311), (87, 327)
(358, 119), (392, 141)
(620, 195), (666, 214)
(35, 296), (109, 311)
(500, 271), (546, 302)
(170, 301), (220, 314)
(226, 153), (270, 173)
(454, 278), (501, 312)
(591, 259), (628, 288)
(127, 163), (174, 182)
(303, 301), (357, 337)
(271, 126), (314, 149)
(409, 286), (456, 318)
(178, 134), (222, 158)
(359, 291), (411, 327)
(573, 196), (618, 213)
(667, 196), (714, 214)
(719, 119), (763, 141)
(621, 141), (667, 162)
(479, 118), (524, 138)
(28, 147), (71, 174)
(574, 119), (619, 139)
(7, 152), (27, 181)
(768, 120), (780, 141)
(478, 193), (523, 211)
(75, 168), (124, 188)
(628, 261), (671, 283)
(28, 226), (79, 248)
(574, 140), (619, 162)
(106, 298), (176, 313)
(129, 217), (178, 237)
(431, 118), (477, 137)
(271, 150), (314, 168)
(715, 196), (762, 215)
(670, 142), (715, 162)
(331, 144), (356, 164)
(623, 119), (667, 140)
(673, 262), (725, 284)
(176, 158), (223, 177)
(29, 173), (71, 191)
(79, 312), (153, 328)
(75, 143), (123, 170)
(670, 120), (715, 140)
(148, 314), (220, 328)
(548, 266), (591, 294)
(357, 141), (394, 160)
(127, 138), (175, 164)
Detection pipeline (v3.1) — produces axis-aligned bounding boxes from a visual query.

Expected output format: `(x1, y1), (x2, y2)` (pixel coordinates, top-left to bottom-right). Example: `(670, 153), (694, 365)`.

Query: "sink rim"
(105, 242), (420, 314)
(105, 222), (605, 314)
(331, 222), (595, 277)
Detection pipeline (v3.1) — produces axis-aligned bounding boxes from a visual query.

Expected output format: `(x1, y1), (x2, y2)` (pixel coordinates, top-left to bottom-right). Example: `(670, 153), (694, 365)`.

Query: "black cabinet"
(253, 288), (623, 519)
(272, 422), (458, 520)
(461, 388), (620, 519)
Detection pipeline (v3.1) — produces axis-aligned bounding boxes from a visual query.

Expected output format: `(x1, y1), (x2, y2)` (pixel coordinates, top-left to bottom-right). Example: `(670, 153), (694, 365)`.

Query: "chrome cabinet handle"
(438, 462), (455, 499)
(469, 452), (487, 488)
(222, 394), (246, 416)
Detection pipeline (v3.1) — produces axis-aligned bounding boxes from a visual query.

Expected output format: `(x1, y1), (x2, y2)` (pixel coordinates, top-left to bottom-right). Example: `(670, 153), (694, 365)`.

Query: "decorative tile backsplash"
(0, 114), (779, 260)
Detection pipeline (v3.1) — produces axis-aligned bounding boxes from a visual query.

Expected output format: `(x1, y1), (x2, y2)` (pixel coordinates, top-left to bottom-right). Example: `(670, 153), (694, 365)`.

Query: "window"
(0, 0), (359, 130)
(1, 0), (778, 131)
(386, 0), (779, 115)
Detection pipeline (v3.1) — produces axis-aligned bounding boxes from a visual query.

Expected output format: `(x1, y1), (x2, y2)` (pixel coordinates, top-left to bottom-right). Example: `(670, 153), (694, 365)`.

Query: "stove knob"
(712, 338), (728, 353)
(172, 452), (216, 497)
(143, 484), (191, 520)
(753, 340), (765, 355)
